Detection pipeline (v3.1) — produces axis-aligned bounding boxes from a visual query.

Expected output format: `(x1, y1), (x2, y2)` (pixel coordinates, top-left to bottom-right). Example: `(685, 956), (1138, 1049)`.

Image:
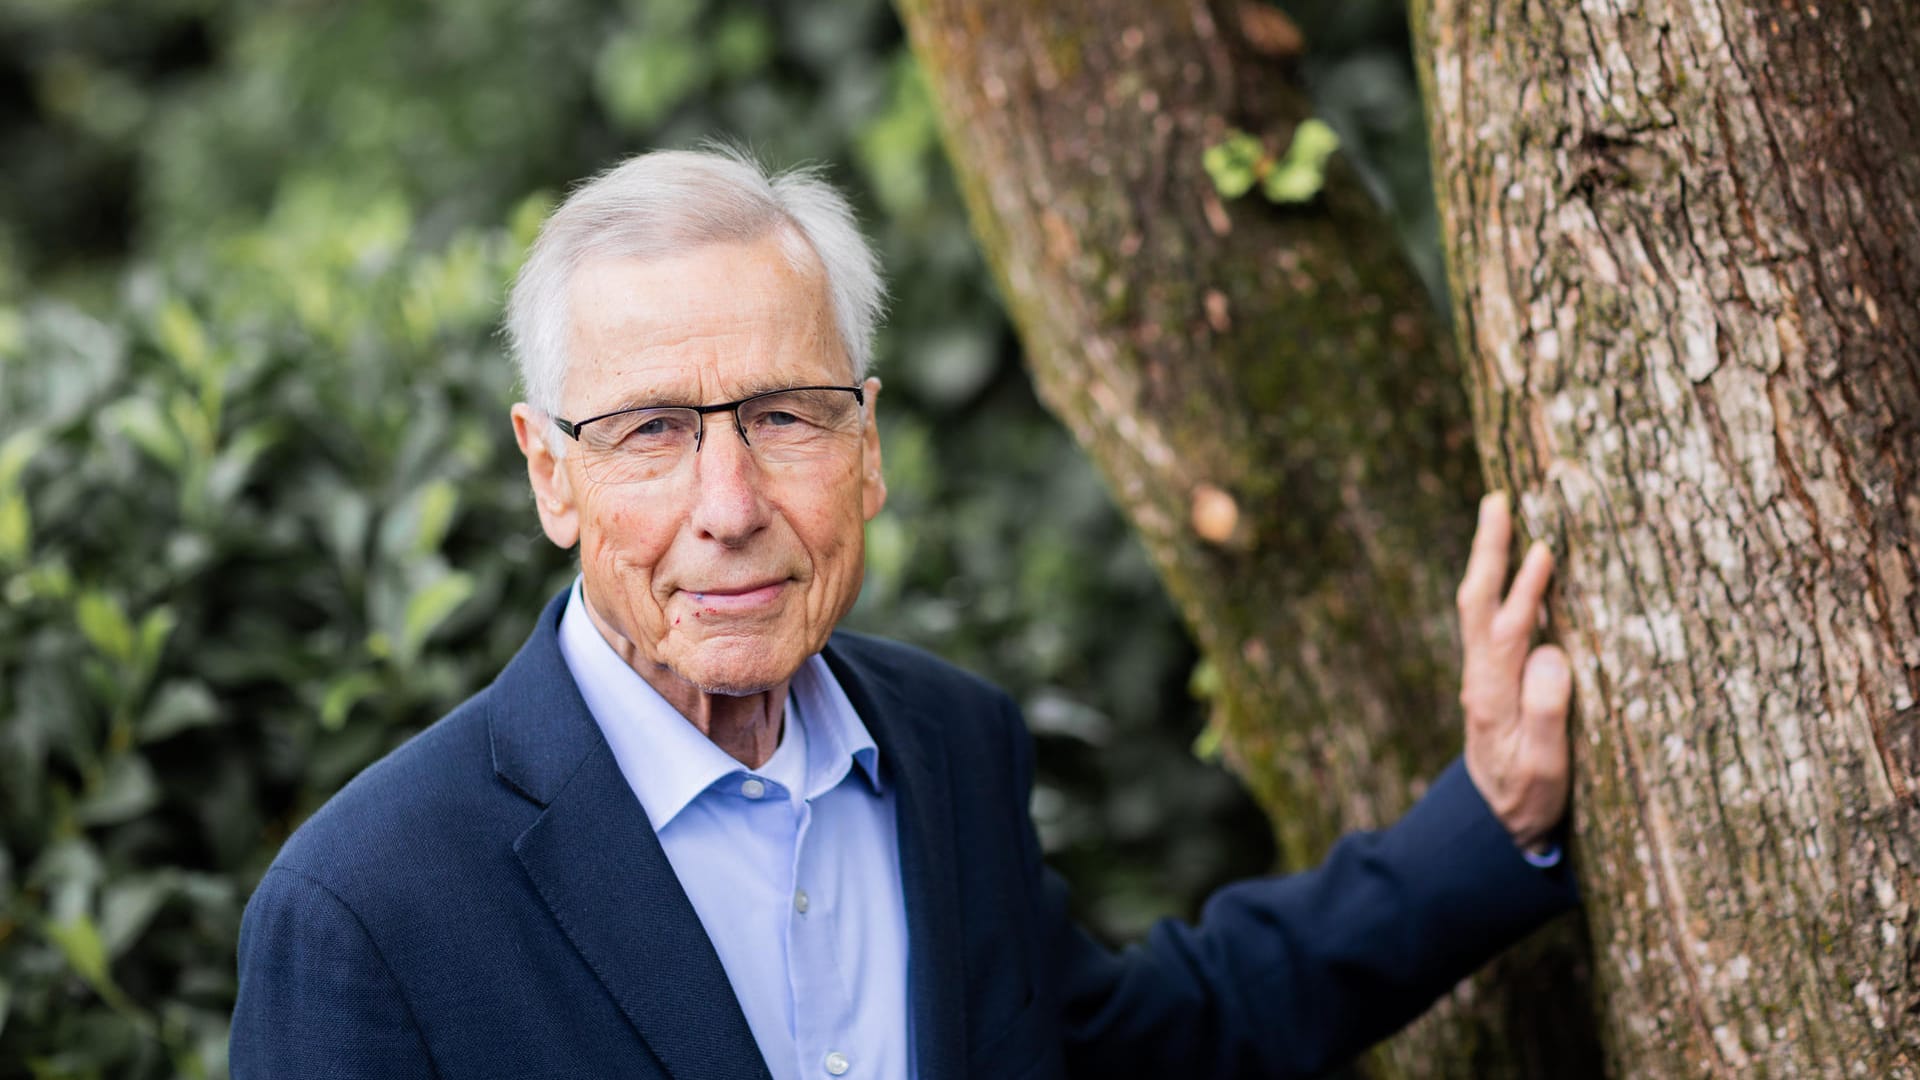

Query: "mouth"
(679, 579), (790, 614)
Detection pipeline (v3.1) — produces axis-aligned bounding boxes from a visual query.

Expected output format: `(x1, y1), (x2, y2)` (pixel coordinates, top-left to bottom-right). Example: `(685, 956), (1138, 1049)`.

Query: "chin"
(671, 638), (806, 697)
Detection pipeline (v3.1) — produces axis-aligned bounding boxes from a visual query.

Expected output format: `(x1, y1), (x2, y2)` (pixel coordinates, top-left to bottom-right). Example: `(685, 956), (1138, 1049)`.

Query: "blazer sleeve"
(230, 866), (438, 1080)
(1000, 696), (1580, 1080)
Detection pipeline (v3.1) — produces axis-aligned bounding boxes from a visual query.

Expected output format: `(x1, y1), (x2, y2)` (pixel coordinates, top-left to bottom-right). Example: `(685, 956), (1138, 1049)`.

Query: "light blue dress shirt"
(557, 581), (914, 1080)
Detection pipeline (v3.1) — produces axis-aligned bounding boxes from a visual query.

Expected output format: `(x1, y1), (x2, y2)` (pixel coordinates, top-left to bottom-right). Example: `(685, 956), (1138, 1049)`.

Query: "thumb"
(1520, 644), (1572, 744)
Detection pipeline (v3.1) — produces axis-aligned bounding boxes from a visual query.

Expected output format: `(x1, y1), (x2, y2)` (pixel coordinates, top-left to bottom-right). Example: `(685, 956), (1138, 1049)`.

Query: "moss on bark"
(899, 0), (1598, 1074)
(1417, 0), (1920, 1073)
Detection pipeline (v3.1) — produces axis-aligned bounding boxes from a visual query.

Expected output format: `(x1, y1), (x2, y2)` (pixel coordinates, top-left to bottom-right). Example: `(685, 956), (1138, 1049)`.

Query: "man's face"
(512, 233), (885, 700)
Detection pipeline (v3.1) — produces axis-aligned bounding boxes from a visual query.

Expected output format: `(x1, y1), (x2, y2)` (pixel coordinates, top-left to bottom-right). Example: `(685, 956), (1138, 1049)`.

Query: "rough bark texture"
(1416, 0), (1920, 1074)
(897, 0), (1595, 1074)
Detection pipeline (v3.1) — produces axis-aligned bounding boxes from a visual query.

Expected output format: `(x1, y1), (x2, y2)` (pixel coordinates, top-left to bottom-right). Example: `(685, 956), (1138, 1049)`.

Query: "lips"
(680, 578), (790, 612)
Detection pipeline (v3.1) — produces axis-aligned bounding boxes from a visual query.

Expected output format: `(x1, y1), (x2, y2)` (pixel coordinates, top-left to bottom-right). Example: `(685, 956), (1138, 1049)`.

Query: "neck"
(664, 683), (787, 769)
(582, 590), (787, 769)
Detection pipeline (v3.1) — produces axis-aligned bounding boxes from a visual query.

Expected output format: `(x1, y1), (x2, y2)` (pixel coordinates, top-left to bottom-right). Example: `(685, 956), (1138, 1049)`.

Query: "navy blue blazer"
(232, 591), (1577, 1079)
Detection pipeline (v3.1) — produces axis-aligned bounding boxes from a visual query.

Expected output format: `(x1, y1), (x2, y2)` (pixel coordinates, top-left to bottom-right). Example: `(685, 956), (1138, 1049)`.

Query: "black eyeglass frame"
(551, 384), (866, 450)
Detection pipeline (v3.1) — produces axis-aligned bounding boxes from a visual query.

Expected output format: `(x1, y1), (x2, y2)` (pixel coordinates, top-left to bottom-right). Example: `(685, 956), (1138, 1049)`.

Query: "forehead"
(563, 234), (844, 409)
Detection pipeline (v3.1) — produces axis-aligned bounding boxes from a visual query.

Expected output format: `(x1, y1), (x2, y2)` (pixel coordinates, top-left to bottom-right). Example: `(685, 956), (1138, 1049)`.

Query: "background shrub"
(1, 0), (1281, 1074)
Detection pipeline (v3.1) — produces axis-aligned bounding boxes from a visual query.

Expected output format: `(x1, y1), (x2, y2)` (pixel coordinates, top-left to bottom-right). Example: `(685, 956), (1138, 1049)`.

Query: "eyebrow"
(600, 391), (692, 413)
(598, 379), (833, 414)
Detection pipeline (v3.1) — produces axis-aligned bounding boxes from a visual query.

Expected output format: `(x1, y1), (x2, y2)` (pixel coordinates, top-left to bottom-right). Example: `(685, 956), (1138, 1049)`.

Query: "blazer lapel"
(492, 592), (771, 1080)
(824, 637), (967, 1080)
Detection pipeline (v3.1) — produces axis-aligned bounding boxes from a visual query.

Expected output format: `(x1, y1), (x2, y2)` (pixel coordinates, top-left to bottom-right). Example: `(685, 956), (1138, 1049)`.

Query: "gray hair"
(504, 145), (885, 424)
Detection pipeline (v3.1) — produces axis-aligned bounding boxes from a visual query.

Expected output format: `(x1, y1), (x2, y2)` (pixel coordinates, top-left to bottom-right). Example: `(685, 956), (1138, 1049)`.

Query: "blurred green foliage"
(1, 0), (1279, 1074)
(1203, 119), (1342, 203)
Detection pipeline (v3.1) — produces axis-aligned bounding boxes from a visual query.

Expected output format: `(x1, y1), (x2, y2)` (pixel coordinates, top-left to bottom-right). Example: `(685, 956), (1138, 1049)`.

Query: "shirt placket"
(784, 798), (861, 1078)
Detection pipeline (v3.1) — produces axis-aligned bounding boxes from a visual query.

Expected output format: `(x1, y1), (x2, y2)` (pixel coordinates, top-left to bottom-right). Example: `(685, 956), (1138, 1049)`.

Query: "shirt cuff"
(1521, 842), (1564, 869)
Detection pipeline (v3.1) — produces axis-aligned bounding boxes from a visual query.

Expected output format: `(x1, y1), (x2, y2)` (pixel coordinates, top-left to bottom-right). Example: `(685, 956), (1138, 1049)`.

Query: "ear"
(858, 376), (887, 522)
(511, 403), (581, 549)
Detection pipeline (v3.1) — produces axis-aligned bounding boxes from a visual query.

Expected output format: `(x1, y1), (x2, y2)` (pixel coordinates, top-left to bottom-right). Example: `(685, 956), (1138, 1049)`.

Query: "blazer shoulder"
(827, 629), (1018, 713)
(824, 629), (1031, 795)
(261, 688), (516, 906)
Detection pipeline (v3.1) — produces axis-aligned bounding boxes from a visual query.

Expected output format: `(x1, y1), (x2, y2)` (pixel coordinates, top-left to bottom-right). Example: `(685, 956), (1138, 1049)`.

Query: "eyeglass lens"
(578, 388), (863, 484)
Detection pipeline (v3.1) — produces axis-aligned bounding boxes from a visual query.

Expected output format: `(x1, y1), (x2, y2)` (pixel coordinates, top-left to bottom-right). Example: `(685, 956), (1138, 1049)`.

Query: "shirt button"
(823, 1051), (850, 1075)
(740, 778), (766, 799)
(793, 889), (810, 914)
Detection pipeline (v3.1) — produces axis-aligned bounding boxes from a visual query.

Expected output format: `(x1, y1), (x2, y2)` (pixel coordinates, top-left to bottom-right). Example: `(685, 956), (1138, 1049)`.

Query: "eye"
(606, 410), (695, 450)
(760, 410), (802, 427)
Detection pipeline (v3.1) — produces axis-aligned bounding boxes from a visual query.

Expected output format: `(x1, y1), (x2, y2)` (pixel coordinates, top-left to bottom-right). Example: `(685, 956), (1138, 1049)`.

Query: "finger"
(1457, 492), (1512, 644)
(1494, 541), (1555, 644)
(1519, 644), (1573, 752)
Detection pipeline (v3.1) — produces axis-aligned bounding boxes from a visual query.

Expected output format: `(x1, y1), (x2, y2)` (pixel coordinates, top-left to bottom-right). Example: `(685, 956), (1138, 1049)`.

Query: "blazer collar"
(488, 594), (966, 1080)
(821, 635), (967, 1080)
(486, 589), (602, 808)
(492, 591), (770, 1080)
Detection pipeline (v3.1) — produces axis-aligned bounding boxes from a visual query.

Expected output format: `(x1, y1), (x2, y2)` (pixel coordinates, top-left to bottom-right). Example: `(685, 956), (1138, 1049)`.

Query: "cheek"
(579, 499), (678, 587)
(796, 500), (869, 592)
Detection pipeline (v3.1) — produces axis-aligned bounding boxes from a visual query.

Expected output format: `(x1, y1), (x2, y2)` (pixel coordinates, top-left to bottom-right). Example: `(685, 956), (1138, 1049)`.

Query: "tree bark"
(897, 0), (1596, 1074)
(1416, 0), (1920, 1073)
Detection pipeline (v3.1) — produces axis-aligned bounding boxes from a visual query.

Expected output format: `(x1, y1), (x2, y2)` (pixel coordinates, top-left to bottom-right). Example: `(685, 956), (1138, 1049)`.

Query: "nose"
(686, 414), (769, 546)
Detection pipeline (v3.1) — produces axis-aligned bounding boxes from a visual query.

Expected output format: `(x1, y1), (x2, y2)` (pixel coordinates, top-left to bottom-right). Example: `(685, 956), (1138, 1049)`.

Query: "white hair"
(504, 145), (885, 425)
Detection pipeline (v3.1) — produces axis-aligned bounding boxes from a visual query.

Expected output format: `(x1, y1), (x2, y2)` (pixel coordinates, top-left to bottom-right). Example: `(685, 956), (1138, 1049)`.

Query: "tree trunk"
(1416, 0), (1920, 1073)
(897, 0), (1596, 1074)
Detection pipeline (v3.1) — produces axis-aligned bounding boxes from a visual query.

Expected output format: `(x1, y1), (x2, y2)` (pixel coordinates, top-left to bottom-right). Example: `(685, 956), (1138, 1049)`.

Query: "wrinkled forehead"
(562, 235), (848, 408)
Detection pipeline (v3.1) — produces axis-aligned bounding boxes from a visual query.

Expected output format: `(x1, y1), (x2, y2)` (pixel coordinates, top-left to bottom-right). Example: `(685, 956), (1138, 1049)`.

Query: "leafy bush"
(0, 185), (567, 1076)
(0, 0), (1273, 1075)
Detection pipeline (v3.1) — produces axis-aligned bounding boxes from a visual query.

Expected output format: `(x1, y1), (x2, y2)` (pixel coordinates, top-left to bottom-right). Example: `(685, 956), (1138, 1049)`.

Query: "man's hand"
(1456, 492), (1572, 853)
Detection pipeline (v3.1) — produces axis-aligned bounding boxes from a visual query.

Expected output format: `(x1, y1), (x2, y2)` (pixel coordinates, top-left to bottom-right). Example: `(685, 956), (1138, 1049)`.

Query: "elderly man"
(231, 148), (1577, 1079)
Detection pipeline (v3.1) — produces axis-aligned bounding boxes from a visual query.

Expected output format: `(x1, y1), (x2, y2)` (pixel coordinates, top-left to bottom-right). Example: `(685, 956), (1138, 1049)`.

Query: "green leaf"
(27, 837), (105, 898)
(863, 512), (909, 597)
(0, 492), (29, 566)
(1187, 657), (1220, 700)
(45, 915), (110, 989)
(319, 671), (383, 731)
(205, 422), (279, 506)
(1191, 721), (1225, 763)
(1262, 118), (1341, 204)
(168, 388), (216, 460)
(76, 592), (136, 666)
(595, 31), (707, 131)
(154, 300), (212, 381)
(0, 975), (11, 1039)
(75, 754), (161, 826)
(507, 192), (556, 252)
(856, 56), (938, 217)
(137, 606), (178, 672)
(0, 428), (44, 491)
(1202, 130), (1265, 200)
(396, 571), (475, 665)
(410, 480), (460, 556)
(140, 680), (221, 742)
(712, 10), (774, 78)
(100, 876), (172, 959)
(101, 397), (186, 472)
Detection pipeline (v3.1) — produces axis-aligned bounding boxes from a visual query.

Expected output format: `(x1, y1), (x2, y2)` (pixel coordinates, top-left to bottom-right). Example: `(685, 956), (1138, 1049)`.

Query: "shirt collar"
(555, 578), (882, 832)
(791, 645), (883, 801)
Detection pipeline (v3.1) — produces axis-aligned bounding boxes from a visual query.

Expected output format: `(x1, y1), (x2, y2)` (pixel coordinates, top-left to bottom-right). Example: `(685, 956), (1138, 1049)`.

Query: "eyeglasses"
(552, 385), (866, 485)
